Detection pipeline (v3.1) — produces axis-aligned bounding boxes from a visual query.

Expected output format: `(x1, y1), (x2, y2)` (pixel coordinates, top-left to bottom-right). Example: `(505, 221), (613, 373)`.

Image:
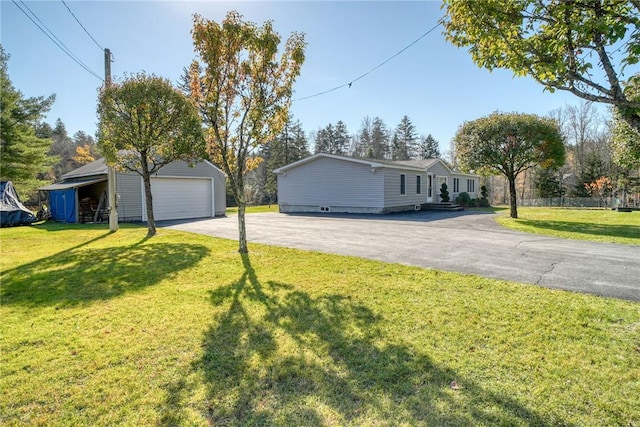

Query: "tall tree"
(354, 116), (389, 159)
(353, 116), (373, 158)
(370, 117), (390, 159)
(189, 11), (305, 253)
(72, 130), (99, 165)
(453, 112), (565, 218)
(441, 1), (640, 132)
(98, 72), (204, 237)
(0, 45), (55, 196)
(333, 120), (350, 155)
(263, 115), (308, 202)
(419, 134), (440, 159)
(313, 124), (333, 154)
(534, 166), (563, 198)
(48, 118), (76, 180)
(549, 101), (612, 196)
(393, 115), (418, 160)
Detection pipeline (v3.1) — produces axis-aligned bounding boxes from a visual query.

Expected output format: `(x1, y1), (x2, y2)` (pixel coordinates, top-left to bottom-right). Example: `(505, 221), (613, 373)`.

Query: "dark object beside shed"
(0, 181), (36, 227)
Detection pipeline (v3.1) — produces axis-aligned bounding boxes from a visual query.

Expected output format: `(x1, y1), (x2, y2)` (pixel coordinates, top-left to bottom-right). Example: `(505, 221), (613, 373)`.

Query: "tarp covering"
(39, 177), (106, 191)
(49, 188), (76, 223)
(0, 181), (36, 226)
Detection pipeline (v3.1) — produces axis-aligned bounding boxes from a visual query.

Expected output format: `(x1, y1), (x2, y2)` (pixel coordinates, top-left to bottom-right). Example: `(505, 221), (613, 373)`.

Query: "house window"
(416, 176), (421, 194)
(400, 174), (406, 195)
(453, 177), (459, 193)
(467, 179), (475, 192)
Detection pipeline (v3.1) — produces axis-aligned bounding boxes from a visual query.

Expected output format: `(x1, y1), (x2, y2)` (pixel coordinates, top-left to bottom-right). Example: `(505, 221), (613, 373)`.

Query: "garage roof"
(62, 158), (108, 179)
(39, 177), (107, 191)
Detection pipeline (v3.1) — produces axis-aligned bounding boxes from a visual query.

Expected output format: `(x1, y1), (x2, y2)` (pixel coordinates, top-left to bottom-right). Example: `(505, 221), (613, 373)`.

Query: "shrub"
(440, 183), (450, 202)
(481, 185), (489, 200)
(457, 192), (471, 207)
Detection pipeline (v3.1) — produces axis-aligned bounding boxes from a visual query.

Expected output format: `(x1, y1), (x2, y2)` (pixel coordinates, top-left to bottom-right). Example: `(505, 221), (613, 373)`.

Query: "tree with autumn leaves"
(441, 0), (640, 133)
(97, 73), (204, 237)
(453, 112), (565, 219)
(188, 11), (306, 253)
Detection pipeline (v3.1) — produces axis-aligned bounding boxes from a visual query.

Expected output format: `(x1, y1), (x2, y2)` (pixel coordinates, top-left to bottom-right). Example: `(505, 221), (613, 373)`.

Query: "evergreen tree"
(393, 115), (418, 160)
(370, 117), (390, 159)
(390, 133), (404, 160)
(48, 118), (77, 180)
(314, 121), (350, 155)
(419, 133), (440, 159)
(264, 115), (309, 202)
(314, 124), (333, 154)
(354, 116), (372, 158)
(0, 45), (55, 196)
(333, 121), (350, 155)
(534, 167), (563, 198)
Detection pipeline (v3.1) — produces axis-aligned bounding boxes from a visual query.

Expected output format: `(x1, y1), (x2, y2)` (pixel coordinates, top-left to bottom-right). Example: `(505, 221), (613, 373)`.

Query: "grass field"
(495, 207), (640, 245)
(1, 223), (639, 426)
(226, 204), (279, 215)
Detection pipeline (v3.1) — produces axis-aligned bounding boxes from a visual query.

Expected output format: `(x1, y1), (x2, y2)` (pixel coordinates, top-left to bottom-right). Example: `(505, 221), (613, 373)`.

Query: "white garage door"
(146, 177), (213, 221)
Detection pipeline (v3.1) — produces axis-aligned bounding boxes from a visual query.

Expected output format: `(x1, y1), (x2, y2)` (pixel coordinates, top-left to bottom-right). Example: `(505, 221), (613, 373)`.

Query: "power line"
(12, 0), (103, 81)
(294, 21), (442, 102)
(60, 0), (104, 51)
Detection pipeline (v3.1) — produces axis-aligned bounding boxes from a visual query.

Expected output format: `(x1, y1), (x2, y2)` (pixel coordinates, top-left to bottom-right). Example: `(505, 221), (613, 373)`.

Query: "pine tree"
(264, 115), (309, 202)
(314, 124), (333, 154)
(393, 115), (418, 160)
(333, 121), (350, 155)
(370, 117), (390, 159)
(0, 45), (56, 196)
(419, 134), (440, 159)
(354, 116), (372, 158)
(534, 167), (562, 198)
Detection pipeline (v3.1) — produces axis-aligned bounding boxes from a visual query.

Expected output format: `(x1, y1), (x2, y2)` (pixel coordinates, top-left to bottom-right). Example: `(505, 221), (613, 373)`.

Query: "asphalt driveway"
(161, 210), (640, 302)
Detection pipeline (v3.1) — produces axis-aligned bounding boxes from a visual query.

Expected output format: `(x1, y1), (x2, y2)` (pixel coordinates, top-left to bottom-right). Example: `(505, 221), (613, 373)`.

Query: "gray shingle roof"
(62, 158), (108, 179)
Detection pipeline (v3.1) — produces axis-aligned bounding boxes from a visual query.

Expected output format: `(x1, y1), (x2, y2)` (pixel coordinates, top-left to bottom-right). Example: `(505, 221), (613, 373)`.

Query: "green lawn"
(495, 207), (640, 244)
(226, 204), (279, 215)
(1, 223), (639, 426)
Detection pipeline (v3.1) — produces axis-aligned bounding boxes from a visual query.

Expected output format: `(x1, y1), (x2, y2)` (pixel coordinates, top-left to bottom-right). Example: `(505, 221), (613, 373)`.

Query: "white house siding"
(115, 173), (143, 221)
(451, 173), (479, 199)
(426, 162), (451, 177)
(277, 156), (384, 213)
(383, 169), (427, 211)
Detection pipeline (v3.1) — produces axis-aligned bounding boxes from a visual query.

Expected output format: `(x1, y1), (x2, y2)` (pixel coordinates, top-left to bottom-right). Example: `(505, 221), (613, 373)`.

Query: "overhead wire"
(12, 0), (103, 81)
(293, 21), (442, 102)
(60, 0), (104, 51)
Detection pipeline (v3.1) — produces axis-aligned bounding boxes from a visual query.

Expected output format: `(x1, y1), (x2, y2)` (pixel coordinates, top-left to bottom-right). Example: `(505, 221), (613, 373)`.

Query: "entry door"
(427, 175), (433, 202)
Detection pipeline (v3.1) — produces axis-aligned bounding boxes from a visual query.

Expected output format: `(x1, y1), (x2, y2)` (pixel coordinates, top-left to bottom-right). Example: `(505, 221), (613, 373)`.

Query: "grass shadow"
(162, 254), (567, 426)
(1, 240), (210, 307)
(515, 219), (640, 241)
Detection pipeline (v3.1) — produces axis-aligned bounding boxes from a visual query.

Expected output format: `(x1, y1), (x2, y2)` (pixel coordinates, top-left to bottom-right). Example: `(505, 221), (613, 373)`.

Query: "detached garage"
(40, 158), (226, 223)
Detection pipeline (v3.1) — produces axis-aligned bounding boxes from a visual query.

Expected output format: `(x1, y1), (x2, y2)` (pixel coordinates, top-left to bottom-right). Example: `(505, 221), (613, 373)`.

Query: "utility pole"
(105, 48), (118, 231)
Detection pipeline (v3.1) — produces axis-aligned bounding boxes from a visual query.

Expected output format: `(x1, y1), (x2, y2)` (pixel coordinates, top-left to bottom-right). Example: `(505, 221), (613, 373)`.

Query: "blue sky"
(1, 1), (617, 154)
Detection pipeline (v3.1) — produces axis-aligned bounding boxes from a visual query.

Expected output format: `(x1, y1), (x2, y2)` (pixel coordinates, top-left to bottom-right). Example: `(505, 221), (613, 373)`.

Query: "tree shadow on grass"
(515, 219), (640, 241)
(162, 254), (569, 426)
(1, 238), (209, 307)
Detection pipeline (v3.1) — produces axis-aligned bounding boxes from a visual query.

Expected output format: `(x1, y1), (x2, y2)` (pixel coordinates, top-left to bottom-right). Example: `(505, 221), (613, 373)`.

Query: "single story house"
(273, 153), (479, 214)
(40, 158), (226, 223)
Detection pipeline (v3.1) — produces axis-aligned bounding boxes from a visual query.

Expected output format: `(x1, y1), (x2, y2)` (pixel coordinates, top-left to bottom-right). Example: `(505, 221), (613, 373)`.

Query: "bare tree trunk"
(234, 171), (248, 254)
(142, 171), (156, 237)
(508, 175), (518, 219)
(237, 202), (248, 253)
